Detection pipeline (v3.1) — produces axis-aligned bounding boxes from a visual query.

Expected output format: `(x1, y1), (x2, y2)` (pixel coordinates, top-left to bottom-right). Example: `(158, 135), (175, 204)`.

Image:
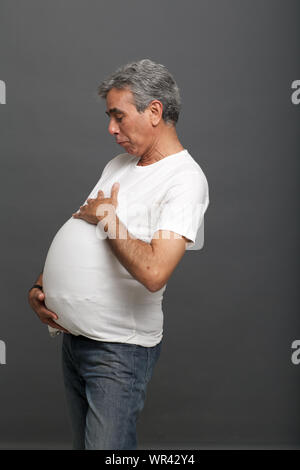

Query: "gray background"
(0, 0), (299, 449)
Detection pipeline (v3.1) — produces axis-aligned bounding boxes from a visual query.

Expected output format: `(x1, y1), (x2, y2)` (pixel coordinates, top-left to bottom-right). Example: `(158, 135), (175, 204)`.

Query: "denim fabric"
(61, 333), (162, 450)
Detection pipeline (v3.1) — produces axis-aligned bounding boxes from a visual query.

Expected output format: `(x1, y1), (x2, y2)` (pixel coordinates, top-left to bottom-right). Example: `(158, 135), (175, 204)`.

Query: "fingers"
(35, 291), (59, 321)
(41, 309), (69, 333)
(41, 307), (58, 321)
(97, 190), (104, 198)
(72, 205), (85, 218)
(111, 182), (120, 203)
(29, 289), (45, 308)
(30, 288), (69, 333)
(46, 318), (69, 333)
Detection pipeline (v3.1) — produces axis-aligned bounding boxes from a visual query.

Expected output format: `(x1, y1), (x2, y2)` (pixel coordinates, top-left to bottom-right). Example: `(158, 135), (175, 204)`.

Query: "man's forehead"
(105, 88), (135, 113)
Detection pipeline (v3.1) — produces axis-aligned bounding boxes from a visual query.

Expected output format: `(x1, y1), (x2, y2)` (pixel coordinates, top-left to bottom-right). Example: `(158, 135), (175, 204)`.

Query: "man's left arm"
(103, 170), (208, 291)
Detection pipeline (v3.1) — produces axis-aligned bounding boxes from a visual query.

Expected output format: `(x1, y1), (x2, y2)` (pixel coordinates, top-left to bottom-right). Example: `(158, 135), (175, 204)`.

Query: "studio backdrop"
(0, 0), (299, 449)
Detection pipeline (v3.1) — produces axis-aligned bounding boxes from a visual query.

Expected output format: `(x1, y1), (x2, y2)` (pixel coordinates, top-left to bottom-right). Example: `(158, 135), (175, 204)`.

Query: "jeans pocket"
(145, 341), (162, 383)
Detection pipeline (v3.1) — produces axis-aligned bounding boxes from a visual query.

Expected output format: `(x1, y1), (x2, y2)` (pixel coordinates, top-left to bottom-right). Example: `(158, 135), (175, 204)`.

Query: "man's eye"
(116, 117), (123, 122)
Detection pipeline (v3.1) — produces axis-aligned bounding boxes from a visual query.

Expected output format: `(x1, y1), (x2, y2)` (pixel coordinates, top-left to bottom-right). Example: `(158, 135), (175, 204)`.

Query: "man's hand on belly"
(28, 289), (70, 333)
(72, 182), (119, 230)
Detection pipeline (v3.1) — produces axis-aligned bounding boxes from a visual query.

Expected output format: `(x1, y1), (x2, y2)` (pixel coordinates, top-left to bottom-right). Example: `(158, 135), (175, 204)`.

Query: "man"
(28, 59), (209, 450)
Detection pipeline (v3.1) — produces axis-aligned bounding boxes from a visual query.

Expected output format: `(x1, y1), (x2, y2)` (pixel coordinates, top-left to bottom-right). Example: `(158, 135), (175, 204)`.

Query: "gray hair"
(98, 59), (181, 125)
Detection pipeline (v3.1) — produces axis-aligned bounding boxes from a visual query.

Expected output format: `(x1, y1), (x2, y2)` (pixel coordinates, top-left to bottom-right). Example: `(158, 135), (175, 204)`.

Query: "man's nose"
(108, 119), (119, 136)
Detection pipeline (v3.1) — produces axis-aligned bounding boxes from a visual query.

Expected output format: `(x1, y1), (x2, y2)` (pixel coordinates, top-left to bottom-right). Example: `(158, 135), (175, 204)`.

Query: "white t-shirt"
(42, 149), (209, 346)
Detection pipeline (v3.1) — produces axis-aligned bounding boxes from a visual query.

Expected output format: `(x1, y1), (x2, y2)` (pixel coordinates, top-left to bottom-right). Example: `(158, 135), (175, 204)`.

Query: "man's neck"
(137, 129), (184, 166)
(137, 145), (184, 166)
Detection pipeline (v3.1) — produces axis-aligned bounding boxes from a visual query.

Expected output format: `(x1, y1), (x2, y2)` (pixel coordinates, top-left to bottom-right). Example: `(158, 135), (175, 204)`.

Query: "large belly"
(42, 217), (164, 336)
(43, 218), (135, 323)
(43, 217), (117, 296)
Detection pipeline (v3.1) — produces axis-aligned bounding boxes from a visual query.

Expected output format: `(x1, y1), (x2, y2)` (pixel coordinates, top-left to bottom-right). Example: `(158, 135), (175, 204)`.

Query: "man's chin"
(122, 145), (135, 155)
(119, 142), (130, 150)
(118, 142), (140, 157)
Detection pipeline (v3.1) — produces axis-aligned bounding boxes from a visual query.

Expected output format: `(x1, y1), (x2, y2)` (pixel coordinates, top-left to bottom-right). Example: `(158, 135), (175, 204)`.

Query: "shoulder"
(169, 162), (208, 195)
(161, 152), (209, 203)
(168, 150), (208, 183)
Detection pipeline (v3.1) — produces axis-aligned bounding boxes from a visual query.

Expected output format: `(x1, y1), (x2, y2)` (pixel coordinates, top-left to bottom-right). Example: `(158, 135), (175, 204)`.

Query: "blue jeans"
(61, 333), (162, 450)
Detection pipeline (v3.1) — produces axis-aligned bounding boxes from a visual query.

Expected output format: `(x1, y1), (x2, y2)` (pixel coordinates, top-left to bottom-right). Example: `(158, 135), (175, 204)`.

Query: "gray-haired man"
(28, 59), (209, 450)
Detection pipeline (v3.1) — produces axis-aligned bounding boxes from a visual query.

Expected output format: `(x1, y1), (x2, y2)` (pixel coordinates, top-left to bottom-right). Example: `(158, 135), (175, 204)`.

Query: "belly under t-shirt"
(42, 149), (209, 347)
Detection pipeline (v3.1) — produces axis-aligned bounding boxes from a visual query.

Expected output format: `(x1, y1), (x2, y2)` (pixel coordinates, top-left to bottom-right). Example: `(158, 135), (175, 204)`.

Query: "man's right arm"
(35, 271), (43, 286)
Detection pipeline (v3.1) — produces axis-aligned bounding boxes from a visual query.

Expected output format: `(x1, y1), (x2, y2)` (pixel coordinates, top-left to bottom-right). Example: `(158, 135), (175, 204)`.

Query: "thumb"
(111, 182), (120, 201)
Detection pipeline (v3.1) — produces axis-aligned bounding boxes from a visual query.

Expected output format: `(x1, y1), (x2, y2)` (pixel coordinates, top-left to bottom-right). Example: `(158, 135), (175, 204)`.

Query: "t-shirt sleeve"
(152, 170), (209, 250)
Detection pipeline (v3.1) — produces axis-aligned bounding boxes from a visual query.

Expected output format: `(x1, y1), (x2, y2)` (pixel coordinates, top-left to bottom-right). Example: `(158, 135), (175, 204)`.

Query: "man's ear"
(148, 99), (163, 126)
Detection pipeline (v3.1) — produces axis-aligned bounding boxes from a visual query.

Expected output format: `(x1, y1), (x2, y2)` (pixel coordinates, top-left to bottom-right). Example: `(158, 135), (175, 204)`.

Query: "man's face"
(105, 87), (154, 157)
